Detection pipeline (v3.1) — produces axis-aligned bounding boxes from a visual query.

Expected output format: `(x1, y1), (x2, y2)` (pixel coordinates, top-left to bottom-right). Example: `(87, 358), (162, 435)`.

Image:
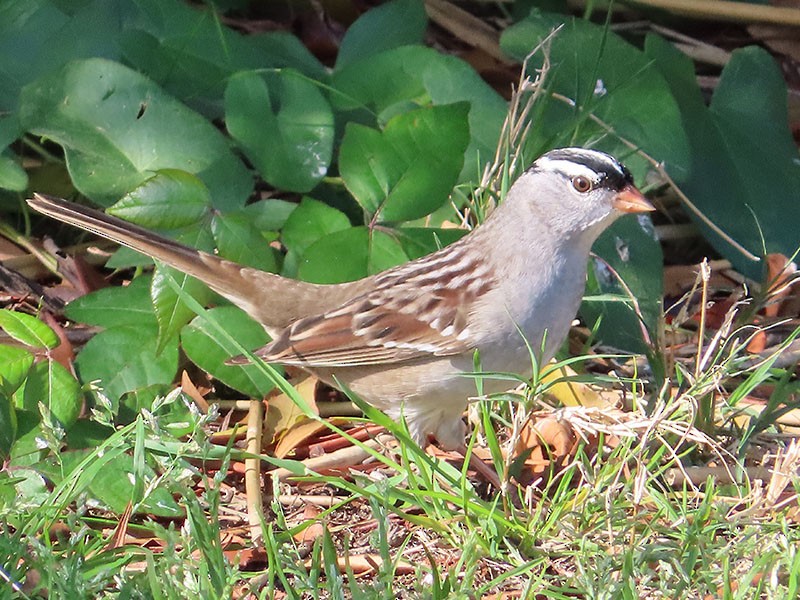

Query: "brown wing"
(256, 244), (495, 368)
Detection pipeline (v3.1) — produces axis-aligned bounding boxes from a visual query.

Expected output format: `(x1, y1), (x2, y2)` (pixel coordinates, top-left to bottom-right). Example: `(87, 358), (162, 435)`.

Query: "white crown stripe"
(534, 158), (604, 182)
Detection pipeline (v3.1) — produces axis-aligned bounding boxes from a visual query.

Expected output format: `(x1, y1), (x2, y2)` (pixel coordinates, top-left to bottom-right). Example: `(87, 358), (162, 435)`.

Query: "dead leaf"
(764, 253), (799, 318)
(292, 503), (325, 545)
(180, 370), (210, 413)
(41, 310), (75, 367)
(274, 418), (328, 459)
(263, 376), (319, 448)
(542, 363), (621, 409)
(303, 553), (415, 575)
(514, 415), (577, 478)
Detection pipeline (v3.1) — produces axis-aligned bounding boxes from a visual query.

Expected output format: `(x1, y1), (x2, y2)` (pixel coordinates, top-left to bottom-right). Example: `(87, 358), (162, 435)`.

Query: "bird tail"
(29, 193), (243, 288)
(27, 194), (368, 332)
(27, 193), (288, 330)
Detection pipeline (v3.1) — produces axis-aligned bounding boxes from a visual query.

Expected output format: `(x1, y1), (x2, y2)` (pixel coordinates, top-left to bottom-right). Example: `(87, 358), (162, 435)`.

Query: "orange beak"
(612, 185), (655, 213)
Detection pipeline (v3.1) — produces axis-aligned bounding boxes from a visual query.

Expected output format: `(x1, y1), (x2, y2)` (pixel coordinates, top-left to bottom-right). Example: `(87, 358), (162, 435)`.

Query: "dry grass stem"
(467, 25), (562, 217)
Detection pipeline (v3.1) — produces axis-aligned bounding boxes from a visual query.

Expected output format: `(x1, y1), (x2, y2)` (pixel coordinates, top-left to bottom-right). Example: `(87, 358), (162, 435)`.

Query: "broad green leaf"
(336, 0), (427, 69)
(116, 385), (191, 433)
(392, 227), (467, 260)
(500, 15), (688, 172)
(648, 37), (800, 276)
(150, 226), (215, 348)
(0, 310), (59, 349)
(65, 275), (155, 328)
(332, 46), (506, 181)
(118, 384), (173, 424)
(108, 169), (212, 228)
(19, 360), (82, 429)
(0, 0), (125, 112)
(0, 472), (16, 509)
(74, 325), (178, 402)
(339, 103), (470, 222)
(4, 467), (48, 511)
(247, 32), (328, 81)
(65, 419), (115, 450)
(298, 227), (409, 284)
(0, 153), (27, 191)
(121, 0), (325, 117)
(0, 392), (16, 458)
(57, 449), (181, 516)
(211, 212), (279, 273)
(19, 58), (251, 209)
(580, 216), (663, 353)
(242, 198), (297, 233)
(104, 245), (158, 269)
(181, 306), (275, 397)
(0, 115), (22, 150)
(0, 346), (34, 397)
(152, 266), (214, 351)
(8, 410), (43, 468)
(281, 197), (351, 256)
(225, 69), (334, 192)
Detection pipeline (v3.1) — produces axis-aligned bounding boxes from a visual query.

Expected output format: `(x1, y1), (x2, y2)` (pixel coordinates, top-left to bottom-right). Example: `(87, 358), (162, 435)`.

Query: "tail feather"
(27, 194), (363, 333)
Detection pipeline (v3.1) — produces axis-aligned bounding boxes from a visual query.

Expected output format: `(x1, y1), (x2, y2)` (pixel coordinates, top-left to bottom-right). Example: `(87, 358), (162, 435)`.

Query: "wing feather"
(256, 247), (495, 368)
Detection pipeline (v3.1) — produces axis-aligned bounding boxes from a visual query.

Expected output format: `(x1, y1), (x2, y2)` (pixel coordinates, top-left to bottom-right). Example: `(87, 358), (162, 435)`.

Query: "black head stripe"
(529, 148), (633, 191)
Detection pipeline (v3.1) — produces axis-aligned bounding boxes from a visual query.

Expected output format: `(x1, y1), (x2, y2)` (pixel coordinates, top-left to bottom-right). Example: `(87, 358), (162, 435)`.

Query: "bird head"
(513, 147), (654, 240)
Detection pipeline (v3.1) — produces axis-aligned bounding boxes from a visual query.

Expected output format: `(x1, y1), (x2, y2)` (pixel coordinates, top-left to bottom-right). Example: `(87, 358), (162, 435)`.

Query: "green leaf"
(150, 227), (215, 349)
(580, 216), (663, 353)
(107, 169), (212, 229)
(225, 69), (334, 192)
(648, 38), (800, 276)
(65, 275), (155, 329)
(74, 325), (178, 402)
(120, 0), (325, 118)
(8, 410), (44, 469)
(336, 0), (427, 69)
(0, 310), (59, 349)
(0, 392), (16, 458)
(152, 266), (214, 352)
(118, 384), (172, 424)
(339, 103), (470, 222)
(0, 0), (124, 112)
(65, 419), (115, 450)
(211, 212), (279, 273)
(500, 15), (688, 172)
(0, 346), (34, 397)
(19, 58), (251, 209)
(247, 32), (328, 81)
(0, 153), (28, 191)
(241, 198), (297, 233)
(57, 449), (181, 517)
(332, 46), (506, 182)
(19, 360), (82, 429)
(181, 306), (274, 397)
(392, 227), (467, 260)
(298, 227), (409, 283)
(281, 197), (351, 257)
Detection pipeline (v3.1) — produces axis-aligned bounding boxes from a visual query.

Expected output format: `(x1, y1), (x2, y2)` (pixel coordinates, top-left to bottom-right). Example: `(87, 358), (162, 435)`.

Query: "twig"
(550, 93), (762, 264)
(245, 400), (265, 544)
(625, 0), (800, 27)
(423, 0), (512, 64)
(270, 435), (390, 481)
(589, 253), (653, 346)
(695, 259), (710, 380)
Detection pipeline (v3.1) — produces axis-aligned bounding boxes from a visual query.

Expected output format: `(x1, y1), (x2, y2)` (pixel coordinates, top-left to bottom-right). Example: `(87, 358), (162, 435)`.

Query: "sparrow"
(28, 147), (653, 449)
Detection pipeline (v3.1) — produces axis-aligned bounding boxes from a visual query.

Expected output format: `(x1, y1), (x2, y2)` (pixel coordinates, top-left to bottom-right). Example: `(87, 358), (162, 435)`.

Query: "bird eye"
(572, 176), (593, 193)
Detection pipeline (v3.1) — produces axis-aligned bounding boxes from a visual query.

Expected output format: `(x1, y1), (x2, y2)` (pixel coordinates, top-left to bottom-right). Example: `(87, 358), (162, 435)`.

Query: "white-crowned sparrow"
(28, 147), (653, 449)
